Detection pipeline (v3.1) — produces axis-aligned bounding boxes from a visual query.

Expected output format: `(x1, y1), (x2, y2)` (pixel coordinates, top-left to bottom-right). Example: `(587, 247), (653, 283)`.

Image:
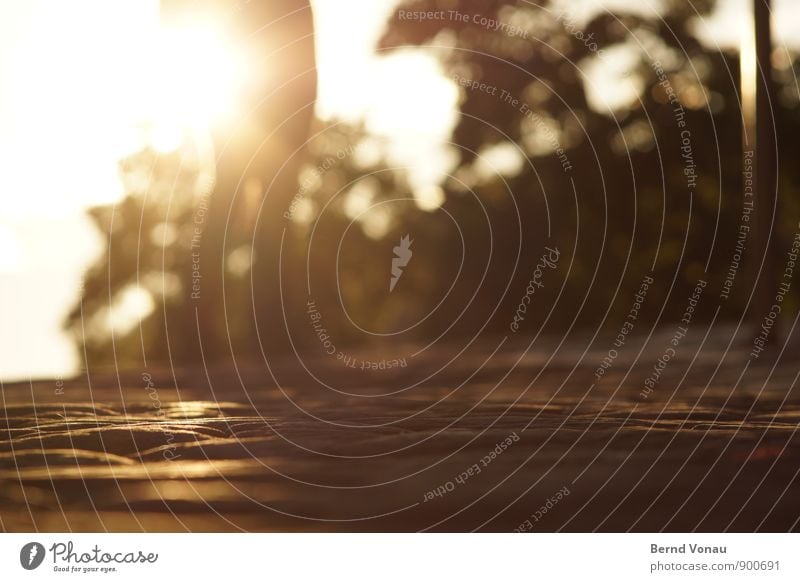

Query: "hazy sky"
(0, 0), (798, 380)
(0, 0), (442, 380)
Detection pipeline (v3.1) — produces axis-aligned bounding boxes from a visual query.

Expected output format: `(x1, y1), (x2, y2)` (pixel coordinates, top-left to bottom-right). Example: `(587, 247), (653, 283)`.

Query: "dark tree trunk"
(164, 0), (317, 363)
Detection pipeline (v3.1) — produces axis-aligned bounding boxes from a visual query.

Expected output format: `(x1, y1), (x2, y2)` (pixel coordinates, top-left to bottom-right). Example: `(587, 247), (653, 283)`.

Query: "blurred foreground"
(2, 326), (800, 532)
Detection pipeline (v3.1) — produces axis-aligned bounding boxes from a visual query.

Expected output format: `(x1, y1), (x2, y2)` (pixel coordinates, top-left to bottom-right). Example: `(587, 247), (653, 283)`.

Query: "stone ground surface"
(2, 327), (800, 532)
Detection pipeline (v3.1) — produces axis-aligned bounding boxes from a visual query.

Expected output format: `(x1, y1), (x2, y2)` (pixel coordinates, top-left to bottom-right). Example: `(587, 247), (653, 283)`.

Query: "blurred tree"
(65, 144), (212, 366)
(68, 0), (800, 369)
(376, 0), (800, 334)
(154, 0), (318, 364)
(67, 0), (317, 369)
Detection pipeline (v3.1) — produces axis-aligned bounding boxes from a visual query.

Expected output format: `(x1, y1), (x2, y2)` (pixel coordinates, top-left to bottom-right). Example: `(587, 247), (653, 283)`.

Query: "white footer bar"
(1, 533), (796, 581)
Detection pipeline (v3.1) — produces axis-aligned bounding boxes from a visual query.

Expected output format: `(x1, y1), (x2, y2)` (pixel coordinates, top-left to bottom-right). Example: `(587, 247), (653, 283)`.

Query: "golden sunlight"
(148, 18), (248, 150)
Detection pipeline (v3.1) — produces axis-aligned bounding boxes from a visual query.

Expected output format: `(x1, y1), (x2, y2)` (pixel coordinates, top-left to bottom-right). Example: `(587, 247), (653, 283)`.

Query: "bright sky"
(0, 0), (456, 380)
(0, 0), (797, 380)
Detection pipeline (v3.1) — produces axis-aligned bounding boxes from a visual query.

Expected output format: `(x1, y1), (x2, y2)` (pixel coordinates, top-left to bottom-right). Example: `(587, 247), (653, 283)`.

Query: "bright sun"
(146, 19), (247, 152)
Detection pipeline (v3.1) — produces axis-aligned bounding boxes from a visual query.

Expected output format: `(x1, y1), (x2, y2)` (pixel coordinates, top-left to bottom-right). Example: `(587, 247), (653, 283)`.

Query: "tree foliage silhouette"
(67, 0), (800, 369)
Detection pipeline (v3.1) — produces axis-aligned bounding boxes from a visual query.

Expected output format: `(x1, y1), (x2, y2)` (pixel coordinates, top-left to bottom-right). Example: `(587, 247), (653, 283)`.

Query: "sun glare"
(147, 20), (247, 151)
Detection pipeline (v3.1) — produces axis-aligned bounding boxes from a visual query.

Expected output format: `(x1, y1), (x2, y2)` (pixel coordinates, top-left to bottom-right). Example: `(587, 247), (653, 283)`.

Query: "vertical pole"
(752, 0), (777, 330)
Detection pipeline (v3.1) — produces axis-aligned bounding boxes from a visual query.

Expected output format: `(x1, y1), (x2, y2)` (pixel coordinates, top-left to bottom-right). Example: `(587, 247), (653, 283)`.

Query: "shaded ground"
(2, 326), (800, 531)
